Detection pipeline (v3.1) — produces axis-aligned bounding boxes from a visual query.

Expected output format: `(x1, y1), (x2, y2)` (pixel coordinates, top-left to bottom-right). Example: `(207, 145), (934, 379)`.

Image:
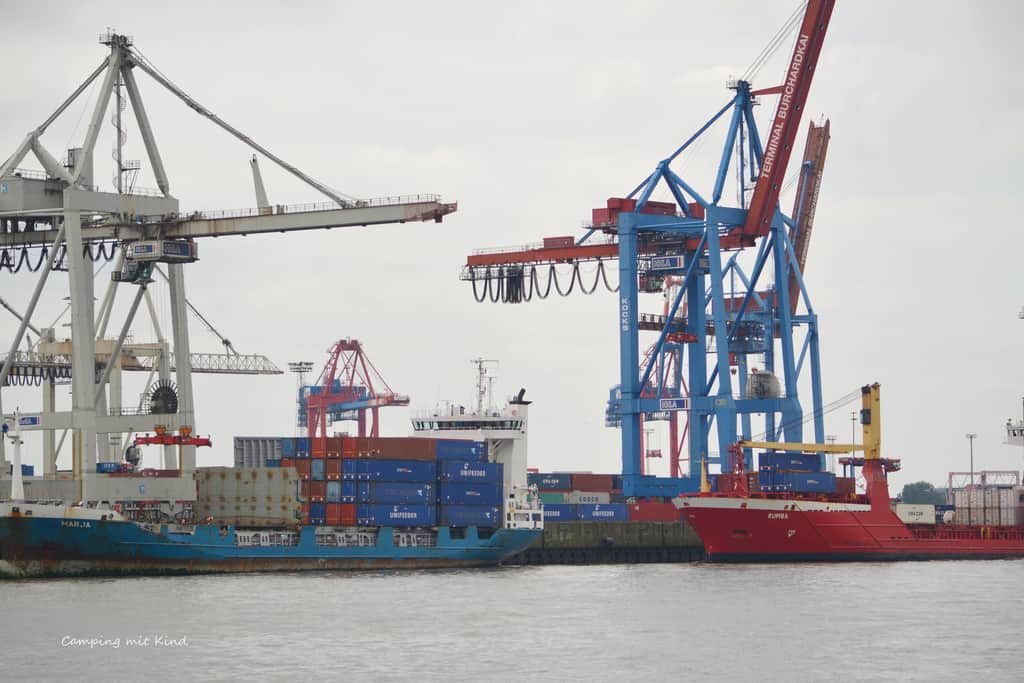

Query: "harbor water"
(2, 561), (1022, 681)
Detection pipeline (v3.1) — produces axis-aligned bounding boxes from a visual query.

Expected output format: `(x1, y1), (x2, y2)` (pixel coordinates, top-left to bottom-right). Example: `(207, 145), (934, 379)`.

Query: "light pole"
(850, 411), (857, 444)
(966, 433), (977, 487)
(826, 434), (836, 473)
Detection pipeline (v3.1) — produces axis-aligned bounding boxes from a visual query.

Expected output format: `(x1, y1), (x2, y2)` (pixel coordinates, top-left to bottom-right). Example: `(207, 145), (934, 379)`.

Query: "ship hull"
(0, 515), (541, 578)
(677, 496), (1024, 563)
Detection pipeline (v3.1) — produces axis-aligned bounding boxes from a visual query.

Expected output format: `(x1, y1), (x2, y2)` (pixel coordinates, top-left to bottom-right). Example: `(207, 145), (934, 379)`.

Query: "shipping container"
(233, 436), (285, 468)
(341, 459), (359, 480)
(611, 475), (624, 490)
(295, 460), (312, 480)
(358, 459), (437, 482)
(639, 199), (677, 216)
(326, 502), (356, 526)
(528, 472), (572, 491)
(570, 473), (616, 491)
(326, 459), (342, 480)
(893, 503), (935, 525)
(355, 437), (437, 461)
(542, 235), (575, 249)
(539, 492), (567, 504)
(542, 504), (576, 521)
(326, 480), (342, 503)
(627, 501), (679, 522)
(357, 481), (434, 505)
(785, 471), (836, 494)
(435, 439), (487, 461)
(96, 462), (121, 474)
(835, 477), (856, 497)
(438, 505), (502, 527)
(309, 481), (327, 502)
(576, 503), (629, 522)
(568, 491), (611, 504)
(281, 437), (295, 458)
(439, 460), (503, 483)
(758, 452), (820, 471)
(311, 459), (326, 481)
(341, 481), (356, 502)
(438, 483), (503, 506)
(356, 504), (436, 527)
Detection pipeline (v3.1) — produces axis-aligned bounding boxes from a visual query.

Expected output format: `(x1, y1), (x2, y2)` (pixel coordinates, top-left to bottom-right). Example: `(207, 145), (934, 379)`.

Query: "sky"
(2, 0), (1022, 492)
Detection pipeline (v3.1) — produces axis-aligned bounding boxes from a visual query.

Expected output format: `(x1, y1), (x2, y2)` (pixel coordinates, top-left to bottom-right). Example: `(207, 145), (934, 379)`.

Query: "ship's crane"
(303, 339), (409, 453)
(461, 1), (836, 497)
(0, 32), (454, 500)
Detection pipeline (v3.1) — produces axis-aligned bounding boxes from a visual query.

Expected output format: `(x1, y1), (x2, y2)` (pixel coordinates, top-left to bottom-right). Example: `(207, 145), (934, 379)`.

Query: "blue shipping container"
(440, 460), (503, 483)
(528, 472), (572, 490)
(311, 459), (326, 481)
(439, 505), (502, 527)
(295, 437), (310, 458)
(358, 459), (436, 482)
(281, 438), (296, 458)
(435, 439), (487, 461)
(263, 460), (280, 468)
(542, 503), (576, 521)
(357, 481), (434, 505)
(611, 475), (624, 490)
(782, 471), (836, 493)
(326, 481), (342, 502)
(438, 483), (503, 506)
(576, 503), (628, 522)
(341, 481), (357, 502)
(96, 462), (121, 473)
(357, 504), (436, 527)
(342, 460), (359, 480)
(309, 502), (326, 518)
(759, 452), (820, 471)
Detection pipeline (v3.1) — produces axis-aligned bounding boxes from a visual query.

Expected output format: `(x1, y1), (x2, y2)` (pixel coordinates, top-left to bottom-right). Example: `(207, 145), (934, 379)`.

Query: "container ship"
(0, 401), (543, 577)
(676, 384), (1024, 562)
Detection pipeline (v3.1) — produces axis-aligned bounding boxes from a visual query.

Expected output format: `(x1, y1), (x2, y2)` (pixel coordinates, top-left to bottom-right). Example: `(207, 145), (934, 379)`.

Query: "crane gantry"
(462, 1), (836, 497)
(0, 32), (455, 501)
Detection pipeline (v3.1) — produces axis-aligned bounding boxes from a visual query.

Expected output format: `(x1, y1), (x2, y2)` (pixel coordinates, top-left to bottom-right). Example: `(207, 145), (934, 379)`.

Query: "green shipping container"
(540, 492), (567, 504)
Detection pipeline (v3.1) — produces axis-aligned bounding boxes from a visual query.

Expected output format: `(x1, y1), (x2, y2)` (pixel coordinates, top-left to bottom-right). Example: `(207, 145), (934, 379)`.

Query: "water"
(2, 561), (1022, 681)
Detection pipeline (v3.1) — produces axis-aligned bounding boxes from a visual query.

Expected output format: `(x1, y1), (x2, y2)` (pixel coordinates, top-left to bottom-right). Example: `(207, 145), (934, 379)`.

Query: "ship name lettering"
(61, 520), (92, 529)
(767, 513), (789, 520)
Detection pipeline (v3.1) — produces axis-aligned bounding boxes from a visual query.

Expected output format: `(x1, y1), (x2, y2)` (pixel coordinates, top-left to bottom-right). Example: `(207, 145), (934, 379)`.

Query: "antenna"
(471, 358), (498, 414)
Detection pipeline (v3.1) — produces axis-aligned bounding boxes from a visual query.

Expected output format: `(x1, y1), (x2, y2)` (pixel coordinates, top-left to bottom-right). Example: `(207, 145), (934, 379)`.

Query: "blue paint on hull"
(0, 517), (542, 577)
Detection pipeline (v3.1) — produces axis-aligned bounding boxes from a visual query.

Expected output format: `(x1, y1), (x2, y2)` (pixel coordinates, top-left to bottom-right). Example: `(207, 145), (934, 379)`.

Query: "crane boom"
(787, 119), (830, 315)
(742, 0), (835, 239)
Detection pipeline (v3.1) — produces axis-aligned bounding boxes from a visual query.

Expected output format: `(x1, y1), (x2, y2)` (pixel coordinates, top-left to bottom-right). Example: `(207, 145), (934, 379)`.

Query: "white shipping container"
(894, 504), (935, 525)
(568, 491), (611, 504)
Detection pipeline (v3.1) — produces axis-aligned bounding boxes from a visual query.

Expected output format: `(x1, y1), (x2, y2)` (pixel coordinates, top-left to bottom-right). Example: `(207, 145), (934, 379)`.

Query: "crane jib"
(742, 0), (835, 238)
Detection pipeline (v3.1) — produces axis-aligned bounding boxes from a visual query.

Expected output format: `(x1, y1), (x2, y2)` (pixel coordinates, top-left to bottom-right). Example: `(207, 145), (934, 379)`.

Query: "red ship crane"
(305, 339), (409, 454)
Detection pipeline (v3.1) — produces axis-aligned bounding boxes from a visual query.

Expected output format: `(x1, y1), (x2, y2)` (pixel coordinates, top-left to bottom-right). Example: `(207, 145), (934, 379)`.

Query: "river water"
(2, 561), (1022, 681)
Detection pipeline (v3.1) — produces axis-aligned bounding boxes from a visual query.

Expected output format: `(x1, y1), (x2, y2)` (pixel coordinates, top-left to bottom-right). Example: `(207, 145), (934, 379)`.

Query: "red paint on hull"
(680, 499), (1024, 563)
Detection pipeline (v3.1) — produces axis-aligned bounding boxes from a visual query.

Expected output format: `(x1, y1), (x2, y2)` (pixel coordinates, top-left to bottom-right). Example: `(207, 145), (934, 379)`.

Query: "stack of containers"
(529, 472), (628, 522)
(275, 436), (493, 527)
(757, 452), (837, 494)
(438, 456), (503, 527)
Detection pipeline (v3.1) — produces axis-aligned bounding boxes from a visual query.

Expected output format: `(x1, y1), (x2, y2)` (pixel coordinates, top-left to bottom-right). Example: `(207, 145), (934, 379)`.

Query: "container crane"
(303, 339), (409, 454)
(462, 0), (836, 498)
(0, 32), (454, 502)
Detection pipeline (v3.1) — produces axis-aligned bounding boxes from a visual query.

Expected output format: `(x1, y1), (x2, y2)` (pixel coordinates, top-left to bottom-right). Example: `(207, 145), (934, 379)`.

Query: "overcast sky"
(2, 1), (1022, 491)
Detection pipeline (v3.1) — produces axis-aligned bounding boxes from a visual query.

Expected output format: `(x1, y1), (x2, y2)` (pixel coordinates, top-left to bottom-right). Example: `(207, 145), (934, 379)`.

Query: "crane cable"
(741, 1), (808, 83)
(749, 388), (861, 443)
(469, 262), (619, 304)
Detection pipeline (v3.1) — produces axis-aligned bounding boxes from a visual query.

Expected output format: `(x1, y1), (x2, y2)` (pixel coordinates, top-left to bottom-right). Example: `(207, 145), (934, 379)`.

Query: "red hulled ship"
(676, 384), (1024, 562)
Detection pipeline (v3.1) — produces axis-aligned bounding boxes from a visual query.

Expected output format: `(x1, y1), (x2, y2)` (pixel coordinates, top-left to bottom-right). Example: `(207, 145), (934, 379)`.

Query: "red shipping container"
(570, 473), (616, 492)
(627, 502), (680, 522)
(688, 202), (705, 219)
(607, 197), (637, 212)
(295, 460), (312, 480)
(543, 236), (574, 249)
(355, 437), (436, 461)
(309, 481), (327, 502)
(639, 200), (677, 216)
(342, 436), (357, 457)
(326, 459), (342, 480)
(300, 503), (310, 523)
(591, 208), (614, 225)
(836, 477), (856, 497)
(300, 480), (313, 501)
(280, 457), (296, 470)
(327, 503), (357, 526)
